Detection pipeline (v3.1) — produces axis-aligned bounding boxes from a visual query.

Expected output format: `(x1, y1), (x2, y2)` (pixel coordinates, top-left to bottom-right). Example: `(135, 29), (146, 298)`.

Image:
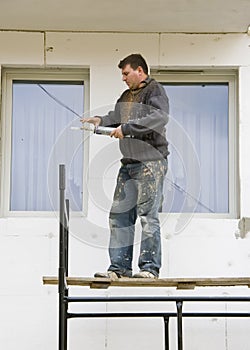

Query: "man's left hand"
(110, 126), (124, 139)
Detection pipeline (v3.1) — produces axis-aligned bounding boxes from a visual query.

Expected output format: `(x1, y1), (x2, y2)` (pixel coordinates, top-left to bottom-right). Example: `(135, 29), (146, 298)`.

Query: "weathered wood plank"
(43, 276), (250, 289)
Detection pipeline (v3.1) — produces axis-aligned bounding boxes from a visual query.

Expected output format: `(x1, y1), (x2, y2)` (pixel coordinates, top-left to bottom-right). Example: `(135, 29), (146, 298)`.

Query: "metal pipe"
(64, 199), (70, 349)
(58, 164), (67, 350)
(65, 199), (69, 277)
(65, 295), (250, 303)
(164, 317), (170, 350)
(176, 302), (183, 350)
(67, 312), (173, 319)
(66, 312), (250, 319)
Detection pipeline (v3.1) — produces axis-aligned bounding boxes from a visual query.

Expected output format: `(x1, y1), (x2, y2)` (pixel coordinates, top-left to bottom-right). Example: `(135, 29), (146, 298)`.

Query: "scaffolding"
(43, 164), (250, 350)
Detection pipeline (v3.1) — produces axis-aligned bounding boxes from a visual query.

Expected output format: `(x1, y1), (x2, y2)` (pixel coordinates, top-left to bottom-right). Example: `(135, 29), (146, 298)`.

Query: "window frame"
(0, 68), (90, 217)
(152, 69), (239, 219)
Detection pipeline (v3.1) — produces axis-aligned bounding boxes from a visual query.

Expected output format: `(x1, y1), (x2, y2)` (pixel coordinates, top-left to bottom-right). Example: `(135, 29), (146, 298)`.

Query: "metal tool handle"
(94, 126), (115, 135)
(71, 125), (130, 138)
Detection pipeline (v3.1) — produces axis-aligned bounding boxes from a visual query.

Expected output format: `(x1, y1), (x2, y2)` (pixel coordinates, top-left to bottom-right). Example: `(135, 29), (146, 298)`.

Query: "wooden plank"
(43, 276), (250, 290)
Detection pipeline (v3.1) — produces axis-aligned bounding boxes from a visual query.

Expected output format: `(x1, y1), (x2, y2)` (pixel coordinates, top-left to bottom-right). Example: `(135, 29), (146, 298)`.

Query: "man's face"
(121, 64), (141, 90)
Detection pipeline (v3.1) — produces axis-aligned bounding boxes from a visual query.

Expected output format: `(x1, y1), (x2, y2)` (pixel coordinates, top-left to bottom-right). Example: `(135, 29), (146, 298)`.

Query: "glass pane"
(11, 81), (84, 211)
(162, 83), (229, 213)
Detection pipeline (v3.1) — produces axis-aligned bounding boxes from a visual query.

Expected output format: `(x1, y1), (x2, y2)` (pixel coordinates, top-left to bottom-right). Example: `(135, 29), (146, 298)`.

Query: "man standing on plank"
(81, 53), (169, 279)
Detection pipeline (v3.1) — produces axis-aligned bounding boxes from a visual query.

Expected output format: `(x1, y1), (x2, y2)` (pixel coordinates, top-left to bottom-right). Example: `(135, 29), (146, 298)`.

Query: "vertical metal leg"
(59, 294), (67, 350)
(163, 316), (170, 350)
(176, 301), (183, 350)
(59, 164), (68, 350)
(64, 199), (70, 349)
(65, 199), (70, 277)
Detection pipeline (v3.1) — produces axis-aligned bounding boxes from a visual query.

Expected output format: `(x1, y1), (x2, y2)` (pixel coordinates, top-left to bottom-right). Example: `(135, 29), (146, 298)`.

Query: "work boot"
(133, 271), (158, 279)
(94, 271), (128, 280)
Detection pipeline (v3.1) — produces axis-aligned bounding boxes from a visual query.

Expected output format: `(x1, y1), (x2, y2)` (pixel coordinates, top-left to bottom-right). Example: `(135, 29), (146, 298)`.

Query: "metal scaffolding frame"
(57, 164), (250, 350)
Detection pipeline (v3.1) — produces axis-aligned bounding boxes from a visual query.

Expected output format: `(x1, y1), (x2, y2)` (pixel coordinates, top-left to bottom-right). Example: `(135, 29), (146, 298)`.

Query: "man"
(81, 54), (169, 279)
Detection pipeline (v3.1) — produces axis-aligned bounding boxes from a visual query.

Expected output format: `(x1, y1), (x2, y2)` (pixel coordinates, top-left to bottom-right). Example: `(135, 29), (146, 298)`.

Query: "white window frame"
(152, 69), (239, 219)
(0, 68), (90, 217)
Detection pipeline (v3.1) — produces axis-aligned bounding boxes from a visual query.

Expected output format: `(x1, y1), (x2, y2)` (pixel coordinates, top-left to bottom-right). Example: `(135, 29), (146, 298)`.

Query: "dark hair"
(118, 54), (148, 74)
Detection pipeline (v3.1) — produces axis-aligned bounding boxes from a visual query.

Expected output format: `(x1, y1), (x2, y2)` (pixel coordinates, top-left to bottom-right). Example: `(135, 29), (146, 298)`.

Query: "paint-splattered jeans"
(108, 159), (168, 277)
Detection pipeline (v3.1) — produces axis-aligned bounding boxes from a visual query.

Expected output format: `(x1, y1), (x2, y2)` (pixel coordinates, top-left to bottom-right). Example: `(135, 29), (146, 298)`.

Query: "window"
(1, 70), (89, 214)
(154, 71), (238, 217)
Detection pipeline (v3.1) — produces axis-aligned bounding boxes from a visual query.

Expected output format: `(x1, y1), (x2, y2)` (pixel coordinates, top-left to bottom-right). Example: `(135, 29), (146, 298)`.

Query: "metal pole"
(64, 199), (70, 349)
(163, 316), (170, 350)
(65, 199), (69, 277)
(176, 301), (183, 350)
(59, 164), (67, 350)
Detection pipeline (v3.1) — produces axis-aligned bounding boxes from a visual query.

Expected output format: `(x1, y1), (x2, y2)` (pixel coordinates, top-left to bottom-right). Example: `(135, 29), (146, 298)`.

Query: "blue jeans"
(108, 159), (168, 277)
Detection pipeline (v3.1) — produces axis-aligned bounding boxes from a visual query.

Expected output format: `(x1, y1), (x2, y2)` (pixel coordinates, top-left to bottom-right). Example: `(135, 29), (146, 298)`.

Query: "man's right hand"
(80, 116), (101, 127)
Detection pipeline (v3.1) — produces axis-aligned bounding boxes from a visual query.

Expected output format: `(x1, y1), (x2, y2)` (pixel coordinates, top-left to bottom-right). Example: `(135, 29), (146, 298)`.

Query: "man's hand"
(80, 116), (101, 127)
(110, 126), (124, 139)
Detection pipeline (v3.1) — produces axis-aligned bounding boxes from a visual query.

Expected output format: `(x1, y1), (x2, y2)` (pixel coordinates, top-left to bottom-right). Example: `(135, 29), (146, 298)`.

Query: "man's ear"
(137, 66), (143, 75)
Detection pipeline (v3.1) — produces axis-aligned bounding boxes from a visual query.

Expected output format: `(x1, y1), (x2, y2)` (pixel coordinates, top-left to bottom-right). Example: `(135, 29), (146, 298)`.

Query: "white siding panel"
(160, 34), (250, 66)
(0, 31), (44, 65)
(45, 32), (159, 67)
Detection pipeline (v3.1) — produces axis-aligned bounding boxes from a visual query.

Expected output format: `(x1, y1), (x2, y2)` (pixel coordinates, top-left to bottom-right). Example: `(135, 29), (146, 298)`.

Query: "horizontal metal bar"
(65, 295), (250, 303)
(67, 312), (173, 319)
(183, 312), (250, 317)
(67, 312), (250, 319)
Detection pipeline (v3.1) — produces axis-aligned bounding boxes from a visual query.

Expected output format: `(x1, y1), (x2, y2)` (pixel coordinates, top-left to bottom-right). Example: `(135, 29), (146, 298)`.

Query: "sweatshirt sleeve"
(99, 100), (122, 127)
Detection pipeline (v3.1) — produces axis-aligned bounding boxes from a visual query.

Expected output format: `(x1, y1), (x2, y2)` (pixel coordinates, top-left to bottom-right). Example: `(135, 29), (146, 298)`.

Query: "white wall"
(1, 31), (250, 350)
